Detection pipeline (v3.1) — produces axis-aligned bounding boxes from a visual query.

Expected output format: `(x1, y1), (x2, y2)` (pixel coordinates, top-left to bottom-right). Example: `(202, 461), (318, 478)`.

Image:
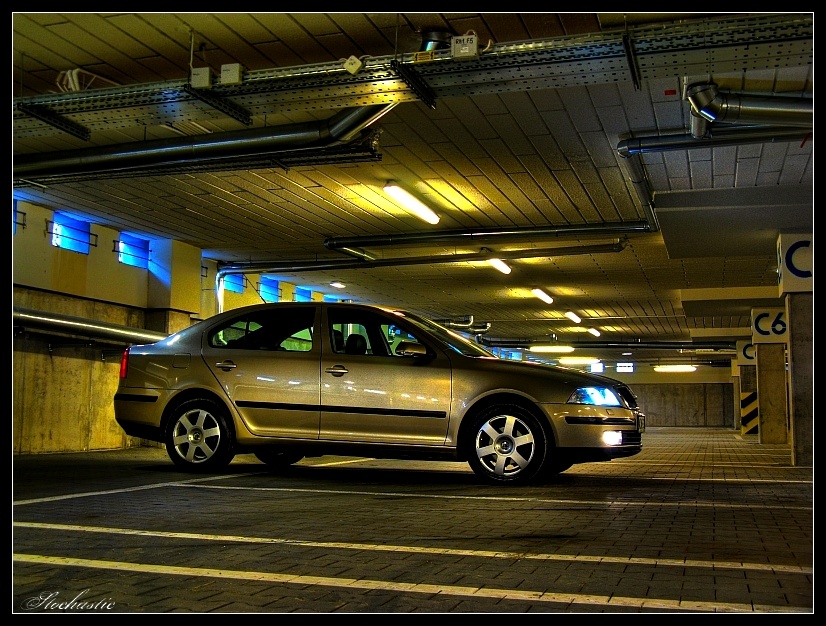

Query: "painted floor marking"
(13, 521), (812, 575)
(12, 553), (811, 613)
(174, 482), (815, 511)
(14, 477), (812, 511)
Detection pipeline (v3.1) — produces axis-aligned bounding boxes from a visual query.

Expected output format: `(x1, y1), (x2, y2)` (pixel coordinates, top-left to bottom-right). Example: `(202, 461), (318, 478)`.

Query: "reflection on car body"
(114, 302), (645, 485)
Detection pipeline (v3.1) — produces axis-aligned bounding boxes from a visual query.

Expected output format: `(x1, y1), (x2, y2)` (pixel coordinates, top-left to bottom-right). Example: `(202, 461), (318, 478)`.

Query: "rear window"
(208, 307), (316, 352)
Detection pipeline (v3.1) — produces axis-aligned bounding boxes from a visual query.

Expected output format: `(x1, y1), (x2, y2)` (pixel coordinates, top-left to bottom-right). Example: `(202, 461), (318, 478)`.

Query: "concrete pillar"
(776, 233), (812, 466)
(787, 292), (813, 465)
(146, 239), (202, 334)
(755, 343), (788, 444)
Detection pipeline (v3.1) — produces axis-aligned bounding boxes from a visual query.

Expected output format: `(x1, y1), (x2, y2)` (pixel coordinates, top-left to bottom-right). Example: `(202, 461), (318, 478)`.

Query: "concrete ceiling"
(12, 12), (813, 367)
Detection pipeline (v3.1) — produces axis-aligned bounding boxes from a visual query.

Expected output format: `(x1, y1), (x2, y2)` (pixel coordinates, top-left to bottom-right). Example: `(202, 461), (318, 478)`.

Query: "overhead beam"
(680, 286), (784, 317)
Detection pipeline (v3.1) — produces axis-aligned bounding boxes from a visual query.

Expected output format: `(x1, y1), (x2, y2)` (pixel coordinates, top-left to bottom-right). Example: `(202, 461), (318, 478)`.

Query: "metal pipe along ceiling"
(617, 83), (812, 157)
(685, 82), (813, 128)
(616, 83), (812, 232)
(216, 240), (629, 276)
(322, 223), (649, 255)
(12, 104), (397, 181)
(476, 336), (736, 351)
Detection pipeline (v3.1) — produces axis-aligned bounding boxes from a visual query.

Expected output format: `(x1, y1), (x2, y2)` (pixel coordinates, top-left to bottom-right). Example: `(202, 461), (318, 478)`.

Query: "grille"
(622, 431), (642, 446)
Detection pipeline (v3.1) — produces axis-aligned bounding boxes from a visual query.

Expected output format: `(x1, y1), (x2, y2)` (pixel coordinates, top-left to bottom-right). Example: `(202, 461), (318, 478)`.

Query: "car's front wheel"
(465, 404), (548, 485)
(165, 398), (235, 470)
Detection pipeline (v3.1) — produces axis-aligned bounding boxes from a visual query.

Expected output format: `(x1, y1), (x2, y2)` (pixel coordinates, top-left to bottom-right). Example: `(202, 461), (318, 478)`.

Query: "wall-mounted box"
(220, 63), (243, 85)
(451, 34), (479, 60)
(190, 67), (212, 88)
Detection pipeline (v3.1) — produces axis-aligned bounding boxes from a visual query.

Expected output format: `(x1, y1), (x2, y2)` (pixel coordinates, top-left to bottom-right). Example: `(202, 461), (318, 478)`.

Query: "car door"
(201, 304), (321, 438)
(319, 305), (451, 445)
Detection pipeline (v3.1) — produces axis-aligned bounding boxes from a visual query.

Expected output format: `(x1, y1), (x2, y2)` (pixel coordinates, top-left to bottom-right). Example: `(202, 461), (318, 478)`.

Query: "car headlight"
(567, 386), (622, 407)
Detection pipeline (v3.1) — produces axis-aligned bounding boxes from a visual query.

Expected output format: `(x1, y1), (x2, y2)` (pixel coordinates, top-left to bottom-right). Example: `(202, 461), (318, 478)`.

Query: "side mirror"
(395, 341), (428, 357)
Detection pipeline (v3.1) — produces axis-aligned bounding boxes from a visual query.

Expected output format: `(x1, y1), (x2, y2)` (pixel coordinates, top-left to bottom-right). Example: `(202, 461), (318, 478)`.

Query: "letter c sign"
(736, 340), (755, 365)
(751, 308), (788, 344)
(777, 233), (813, 293)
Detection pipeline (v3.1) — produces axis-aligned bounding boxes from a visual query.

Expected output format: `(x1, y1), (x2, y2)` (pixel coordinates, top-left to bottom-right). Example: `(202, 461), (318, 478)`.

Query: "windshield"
(392, 310), (494, 357)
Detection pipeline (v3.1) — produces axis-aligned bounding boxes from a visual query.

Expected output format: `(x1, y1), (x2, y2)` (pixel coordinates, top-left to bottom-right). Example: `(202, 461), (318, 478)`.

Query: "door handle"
(325, 365), (348, 377)
(215, 360), (237, 371)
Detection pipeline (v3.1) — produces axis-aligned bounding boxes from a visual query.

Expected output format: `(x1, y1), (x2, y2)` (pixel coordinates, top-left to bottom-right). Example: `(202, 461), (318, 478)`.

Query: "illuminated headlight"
(602, 431), (623, 446)
(567, 386), (622, 407)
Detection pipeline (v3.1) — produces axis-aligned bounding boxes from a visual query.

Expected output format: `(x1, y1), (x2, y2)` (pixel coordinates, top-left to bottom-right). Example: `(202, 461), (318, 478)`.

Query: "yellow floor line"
(14, 553), (810, 613)
(13, 521), (812, 575)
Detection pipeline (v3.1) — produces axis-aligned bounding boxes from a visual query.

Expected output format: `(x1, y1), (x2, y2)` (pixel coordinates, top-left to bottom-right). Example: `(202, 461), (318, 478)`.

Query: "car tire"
(538, 457), (573, 481)
(254, 450), (305, 468)
(164, 398), (235, 470)
(465, 404), (549, 485)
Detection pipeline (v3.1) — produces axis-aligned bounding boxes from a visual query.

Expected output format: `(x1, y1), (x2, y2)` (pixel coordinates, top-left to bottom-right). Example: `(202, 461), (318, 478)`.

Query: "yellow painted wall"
(148, 239), (201, 313)
(13, 201), (148, 308)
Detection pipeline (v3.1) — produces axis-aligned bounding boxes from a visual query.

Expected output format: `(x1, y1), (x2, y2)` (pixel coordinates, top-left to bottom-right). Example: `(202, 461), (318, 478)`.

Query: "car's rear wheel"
(254, 450), (305, 468)
(165, 398), (235, 470)
(465, 404), (548, 485)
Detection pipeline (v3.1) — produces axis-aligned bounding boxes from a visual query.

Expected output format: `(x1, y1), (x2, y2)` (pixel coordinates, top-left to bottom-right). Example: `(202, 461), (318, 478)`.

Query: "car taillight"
(119, 348), (130, 379)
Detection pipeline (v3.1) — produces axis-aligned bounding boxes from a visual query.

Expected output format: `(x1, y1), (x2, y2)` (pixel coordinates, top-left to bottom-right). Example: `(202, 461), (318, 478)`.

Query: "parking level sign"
(736, 340), (755, 365)
(751, 308), (788, 344)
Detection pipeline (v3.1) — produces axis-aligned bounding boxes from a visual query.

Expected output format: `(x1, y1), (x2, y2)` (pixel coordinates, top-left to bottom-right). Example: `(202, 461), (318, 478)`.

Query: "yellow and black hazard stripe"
(740, 391), (759, 435)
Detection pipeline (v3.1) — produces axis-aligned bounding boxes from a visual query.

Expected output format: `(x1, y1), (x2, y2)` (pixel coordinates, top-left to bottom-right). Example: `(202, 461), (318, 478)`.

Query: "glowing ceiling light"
(587, 328), (601, 337)
(564, 311), (582, 324)
(487, 258), (512, 274)
(531, 288), (554, 304)
(559, 356), (600, 365)
(654, 364), (697, 373)
(383, 183), (440, 224)
(528, 345), (575, 353)
(329, 281), (345, 289)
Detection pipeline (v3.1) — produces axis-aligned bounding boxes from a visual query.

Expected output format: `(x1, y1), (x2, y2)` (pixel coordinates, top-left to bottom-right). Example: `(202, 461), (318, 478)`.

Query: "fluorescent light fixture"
(531, 288), (554, 304)
(487, 258), (512, 274)
(621, 352), (632, 356)
(528, 345), (575, 353)
(329, 281), (345, 289)
(383, 183), (440, 224)
(616, 362), (635, 372)
(654, 364), (697, 373)
(559, 356), (600, 365)
(587, 328), (601, 337)
(564, 311), (582, 324)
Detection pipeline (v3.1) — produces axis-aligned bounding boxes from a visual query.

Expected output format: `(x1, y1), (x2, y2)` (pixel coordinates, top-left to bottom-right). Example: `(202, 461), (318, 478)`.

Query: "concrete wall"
(632, 383), (734, 427)
(12, 287), (147, 453)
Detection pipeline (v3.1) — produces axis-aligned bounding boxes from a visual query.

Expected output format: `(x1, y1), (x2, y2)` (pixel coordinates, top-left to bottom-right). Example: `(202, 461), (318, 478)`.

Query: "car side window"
(327, 308), (429, 358)
(209, 307), (316, 352)
(383, 323), (425, 356)
(328, 309), (394, 357)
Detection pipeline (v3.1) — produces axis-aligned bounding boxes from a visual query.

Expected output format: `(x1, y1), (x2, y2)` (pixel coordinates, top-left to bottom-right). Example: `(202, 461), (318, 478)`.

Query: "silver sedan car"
(114, 302), (645, 485)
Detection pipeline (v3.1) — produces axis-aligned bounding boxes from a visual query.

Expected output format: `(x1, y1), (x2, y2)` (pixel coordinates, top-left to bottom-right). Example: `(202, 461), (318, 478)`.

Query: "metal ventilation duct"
(685, 82), (813, 130)
(419, 29), (454, 51)
(617, 83), (813, 232)
(13, 104), (396, 185)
